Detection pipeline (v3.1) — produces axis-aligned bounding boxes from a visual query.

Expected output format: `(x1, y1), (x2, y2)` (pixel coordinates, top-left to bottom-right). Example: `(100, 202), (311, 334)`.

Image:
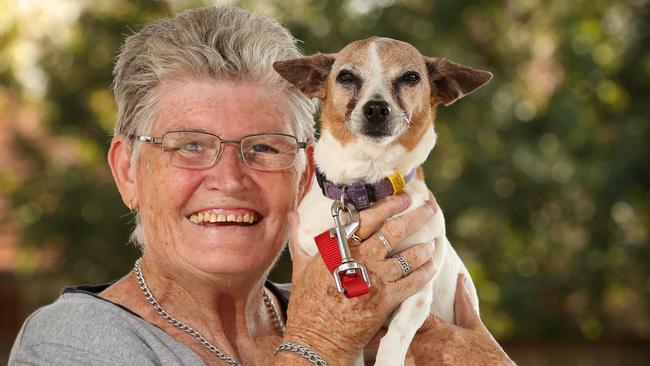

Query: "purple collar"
(315, 168), (417, 210)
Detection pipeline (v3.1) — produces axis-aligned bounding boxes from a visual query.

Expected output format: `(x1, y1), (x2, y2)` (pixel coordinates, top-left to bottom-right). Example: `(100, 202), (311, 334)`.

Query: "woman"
(9, 6), (513, 366)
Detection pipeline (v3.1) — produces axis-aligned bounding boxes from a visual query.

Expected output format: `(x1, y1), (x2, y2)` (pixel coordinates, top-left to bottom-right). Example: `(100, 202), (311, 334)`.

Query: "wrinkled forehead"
(334, 37), (426, 73)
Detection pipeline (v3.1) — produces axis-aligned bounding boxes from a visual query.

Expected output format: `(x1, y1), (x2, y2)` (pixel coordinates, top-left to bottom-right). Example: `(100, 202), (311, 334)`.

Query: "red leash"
(314, 229), (370, 298)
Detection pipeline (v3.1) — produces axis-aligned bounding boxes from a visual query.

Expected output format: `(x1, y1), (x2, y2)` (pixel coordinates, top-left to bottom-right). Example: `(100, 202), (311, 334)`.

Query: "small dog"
(274, 36), (492, 366)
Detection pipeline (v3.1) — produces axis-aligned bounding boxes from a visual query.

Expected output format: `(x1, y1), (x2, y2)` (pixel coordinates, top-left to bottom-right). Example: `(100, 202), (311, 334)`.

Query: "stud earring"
(128, 199), (138, 213)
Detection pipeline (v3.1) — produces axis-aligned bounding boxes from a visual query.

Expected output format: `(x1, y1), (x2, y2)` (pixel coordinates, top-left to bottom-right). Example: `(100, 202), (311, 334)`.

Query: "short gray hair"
(112, 6), (316, 247)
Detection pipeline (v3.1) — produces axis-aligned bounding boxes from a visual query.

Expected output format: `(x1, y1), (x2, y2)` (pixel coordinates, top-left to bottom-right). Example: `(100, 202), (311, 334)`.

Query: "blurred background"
(0, 0), (648, 364)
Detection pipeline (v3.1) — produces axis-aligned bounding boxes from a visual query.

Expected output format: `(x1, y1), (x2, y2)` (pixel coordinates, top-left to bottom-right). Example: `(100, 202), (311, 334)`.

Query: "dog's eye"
(400, 71), (421, 84)
(336, 70), (358, 84)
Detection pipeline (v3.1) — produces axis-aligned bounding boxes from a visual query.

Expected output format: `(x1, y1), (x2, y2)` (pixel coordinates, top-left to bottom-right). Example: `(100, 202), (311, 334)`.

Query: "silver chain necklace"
(134, 258), (285, 365)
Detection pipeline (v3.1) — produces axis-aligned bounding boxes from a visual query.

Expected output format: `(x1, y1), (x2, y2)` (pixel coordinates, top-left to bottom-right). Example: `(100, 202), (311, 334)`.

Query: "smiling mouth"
(188, 210), (261, 226)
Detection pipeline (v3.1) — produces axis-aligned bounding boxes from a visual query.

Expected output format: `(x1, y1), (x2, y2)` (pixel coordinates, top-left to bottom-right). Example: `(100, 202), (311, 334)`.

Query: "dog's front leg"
(373, 279), (434, 366)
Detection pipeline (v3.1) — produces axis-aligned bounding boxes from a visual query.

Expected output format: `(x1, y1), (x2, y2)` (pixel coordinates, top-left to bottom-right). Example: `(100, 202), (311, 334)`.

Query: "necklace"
(134, 258), (285, 365)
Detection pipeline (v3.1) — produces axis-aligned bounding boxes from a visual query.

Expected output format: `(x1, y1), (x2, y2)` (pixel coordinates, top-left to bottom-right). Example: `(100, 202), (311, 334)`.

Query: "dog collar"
(316, 167), (417, 210)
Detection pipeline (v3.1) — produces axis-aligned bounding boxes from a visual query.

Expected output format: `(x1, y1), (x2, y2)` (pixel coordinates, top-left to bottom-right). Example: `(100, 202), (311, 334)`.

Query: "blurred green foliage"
(0, 0), (648, 343)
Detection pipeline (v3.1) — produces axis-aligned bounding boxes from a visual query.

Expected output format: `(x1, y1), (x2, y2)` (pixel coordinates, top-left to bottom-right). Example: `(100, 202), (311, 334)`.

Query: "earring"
(128, 199), (138, 213)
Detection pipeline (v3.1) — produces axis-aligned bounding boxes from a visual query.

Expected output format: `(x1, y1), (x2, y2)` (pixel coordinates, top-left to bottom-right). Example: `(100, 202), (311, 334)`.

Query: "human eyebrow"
(166, 127), (211, 134)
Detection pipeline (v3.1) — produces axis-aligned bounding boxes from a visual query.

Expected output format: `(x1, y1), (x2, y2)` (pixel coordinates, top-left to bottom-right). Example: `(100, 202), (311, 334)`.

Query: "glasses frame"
(129, 130), (308, 171)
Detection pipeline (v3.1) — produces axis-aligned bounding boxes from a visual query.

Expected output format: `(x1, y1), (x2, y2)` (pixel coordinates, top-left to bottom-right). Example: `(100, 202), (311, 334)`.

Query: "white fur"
(365, 41), (388, 102)
(346, 41), (406, 142)
(296, 38), (479, 366)
(297, 121), (479, 366)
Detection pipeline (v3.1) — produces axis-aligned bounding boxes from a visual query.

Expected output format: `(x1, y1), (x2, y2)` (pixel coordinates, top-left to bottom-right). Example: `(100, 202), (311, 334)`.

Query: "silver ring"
(393, 254), (411, 277)
(376, 231), (392, 254)
(349, 233), (363, 247)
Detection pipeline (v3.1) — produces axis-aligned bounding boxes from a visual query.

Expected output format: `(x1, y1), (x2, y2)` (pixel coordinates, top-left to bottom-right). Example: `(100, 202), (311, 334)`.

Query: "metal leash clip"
(329, 198), (370, 294)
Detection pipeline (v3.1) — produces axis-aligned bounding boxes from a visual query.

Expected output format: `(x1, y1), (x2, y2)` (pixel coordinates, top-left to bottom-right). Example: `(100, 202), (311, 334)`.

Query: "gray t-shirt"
(8, 283), (289, 365)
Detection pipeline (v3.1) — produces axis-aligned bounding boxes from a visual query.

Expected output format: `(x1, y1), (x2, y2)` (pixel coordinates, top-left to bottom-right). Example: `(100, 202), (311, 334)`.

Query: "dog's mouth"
(187, 209), (261, 226)
(361, 125), (394, 138)
(349, 111), (410, 142)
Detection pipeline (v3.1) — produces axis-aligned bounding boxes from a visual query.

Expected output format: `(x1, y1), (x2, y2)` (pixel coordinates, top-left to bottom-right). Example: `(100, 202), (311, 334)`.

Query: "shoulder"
(9, 291), (203, 365)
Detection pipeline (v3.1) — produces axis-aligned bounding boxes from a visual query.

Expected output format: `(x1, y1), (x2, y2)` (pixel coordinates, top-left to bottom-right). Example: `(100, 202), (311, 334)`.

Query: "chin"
(182, 236), (278, 274)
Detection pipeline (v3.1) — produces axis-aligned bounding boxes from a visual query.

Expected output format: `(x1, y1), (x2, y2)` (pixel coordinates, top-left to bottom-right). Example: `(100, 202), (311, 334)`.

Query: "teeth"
(189, 211), (258, 224)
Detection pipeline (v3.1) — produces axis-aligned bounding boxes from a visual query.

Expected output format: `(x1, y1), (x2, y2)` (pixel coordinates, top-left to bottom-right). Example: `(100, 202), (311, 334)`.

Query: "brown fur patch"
(318, 39), (376, 146)
(428, 190), (437, 206)
(425, 57), (493, 106)
(321, 37), (436, 149)
(289, 37), (491, 150)
(321, 96), (358, 145)
(416, 166), (425, 180)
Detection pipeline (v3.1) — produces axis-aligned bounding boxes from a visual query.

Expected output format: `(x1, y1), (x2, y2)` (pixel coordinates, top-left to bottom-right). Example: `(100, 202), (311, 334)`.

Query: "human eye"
(249, 143), (280, 154)
(164, 132), (213, 155)
(179, 140), (204, 153)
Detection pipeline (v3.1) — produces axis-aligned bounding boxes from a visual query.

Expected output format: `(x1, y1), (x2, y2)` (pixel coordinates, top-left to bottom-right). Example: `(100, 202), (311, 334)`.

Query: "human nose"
(204, 142), (250, 191)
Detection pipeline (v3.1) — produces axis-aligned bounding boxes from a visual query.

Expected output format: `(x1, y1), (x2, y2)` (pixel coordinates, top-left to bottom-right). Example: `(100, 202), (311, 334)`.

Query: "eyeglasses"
(130, 131), (307, 171)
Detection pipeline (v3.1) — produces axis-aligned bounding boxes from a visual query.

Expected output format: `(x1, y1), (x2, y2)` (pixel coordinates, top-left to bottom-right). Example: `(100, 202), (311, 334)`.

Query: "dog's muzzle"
(363, 100), (391, 124)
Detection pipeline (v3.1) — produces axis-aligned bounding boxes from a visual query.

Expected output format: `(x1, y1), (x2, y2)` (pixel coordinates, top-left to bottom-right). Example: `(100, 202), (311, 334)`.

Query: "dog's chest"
(313, 127), (437, 185)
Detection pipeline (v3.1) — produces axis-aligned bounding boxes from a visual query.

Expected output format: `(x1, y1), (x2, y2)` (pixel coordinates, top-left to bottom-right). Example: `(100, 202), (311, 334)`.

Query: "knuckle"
(441, 354), (455, 366)
(384, 222), (407, 241)
(408, 250), (423, 266)
(449, 331), (467, 346)
(409, 266), (434, 286)
(359, 210), (380, 226)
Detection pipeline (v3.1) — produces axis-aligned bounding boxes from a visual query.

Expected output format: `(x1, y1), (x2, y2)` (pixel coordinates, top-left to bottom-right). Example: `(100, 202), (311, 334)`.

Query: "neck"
(137, 254), (280, 346)
(313, 125), (436, 184)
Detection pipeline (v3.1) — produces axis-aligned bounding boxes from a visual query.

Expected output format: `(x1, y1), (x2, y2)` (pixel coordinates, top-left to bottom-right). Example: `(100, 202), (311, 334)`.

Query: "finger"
(287, 211), (312, 280)
(418, 313), (445, 333)
(354, 193), (412, 239)
(390, 259), (437, 304)
(380, 242), (434, 283)
(454, 273), (482, 330)
(366, 327), (387, 350)
(360, 202), (437, 259)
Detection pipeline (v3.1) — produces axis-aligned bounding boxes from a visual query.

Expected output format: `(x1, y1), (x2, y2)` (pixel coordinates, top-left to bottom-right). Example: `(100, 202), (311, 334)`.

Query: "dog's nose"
(363, 100), (391, 123)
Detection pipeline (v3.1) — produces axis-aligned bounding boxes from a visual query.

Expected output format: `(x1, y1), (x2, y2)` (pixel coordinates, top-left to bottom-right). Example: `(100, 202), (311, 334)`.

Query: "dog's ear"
(424, 57), (493, 106)
(273, 53), (336, 99)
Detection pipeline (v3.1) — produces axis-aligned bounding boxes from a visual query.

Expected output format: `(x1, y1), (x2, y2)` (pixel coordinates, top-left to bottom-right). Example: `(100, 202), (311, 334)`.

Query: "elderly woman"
(9, 6), (513, 366)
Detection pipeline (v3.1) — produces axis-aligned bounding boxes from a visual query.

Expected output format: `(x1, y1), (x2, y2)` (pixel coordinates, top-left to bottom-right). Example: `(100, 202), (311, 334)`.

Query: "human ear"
(108, 136), (138, 210)
(297, 144), (315, 203)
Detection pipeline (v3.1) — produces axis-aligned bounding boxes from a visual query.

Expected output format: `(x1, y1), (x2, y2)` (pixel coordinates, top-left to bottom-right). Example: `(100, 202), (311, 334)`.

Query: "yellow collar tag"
(387, 171), (406, 194)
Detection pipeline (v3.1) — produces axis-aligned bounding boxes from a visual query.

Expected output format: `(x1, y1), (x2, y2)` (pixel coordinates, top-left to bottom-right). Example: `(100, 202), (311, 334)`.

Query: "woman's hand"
(278, 194), (438, 366)
(366, 273), (515, 366)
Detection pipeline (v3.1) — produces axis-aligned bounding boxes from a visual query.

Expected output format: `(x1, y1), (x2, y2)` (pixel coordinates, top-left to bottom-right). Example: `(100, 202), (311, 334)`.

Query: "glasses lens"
(241, 134), (298, 170)
(162, 131), (219, 168)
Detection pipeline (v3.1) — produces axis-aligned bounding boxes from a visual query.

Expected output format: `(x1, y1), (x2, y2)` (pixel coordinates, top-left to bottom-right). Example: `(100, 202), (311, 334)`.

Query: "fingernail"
(461, 273), (471, 294)
(425, 200), (438, 214)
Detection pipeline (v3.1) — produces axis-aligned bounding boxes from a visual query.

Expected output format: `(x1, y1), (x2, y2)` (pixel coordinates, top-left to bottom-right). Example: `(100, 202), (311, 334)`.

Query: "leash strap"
(314, 230), (370, 298)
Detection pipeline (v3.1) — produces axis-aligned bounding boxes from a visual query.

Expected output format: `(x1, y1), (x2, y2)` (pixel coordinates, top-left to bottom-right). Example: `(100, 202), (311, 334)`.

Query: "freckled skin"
(273, 37), (500, 366)
(136, 79), (304, 280)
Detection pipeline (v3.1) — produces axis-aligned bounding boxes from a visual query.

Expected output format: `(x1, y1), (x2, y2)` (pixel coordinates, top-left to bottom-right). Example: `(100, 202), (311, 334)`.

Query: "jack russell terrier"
(274, 36), (492, 366)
